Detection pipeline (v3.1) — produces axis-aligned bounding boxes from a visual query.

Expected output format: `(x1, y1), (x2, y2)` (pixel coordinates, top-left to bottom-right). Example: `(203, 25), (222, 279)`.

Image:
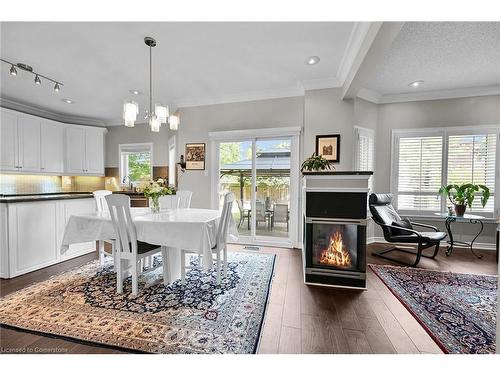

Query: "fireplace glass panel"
(311, 223), (358, 271)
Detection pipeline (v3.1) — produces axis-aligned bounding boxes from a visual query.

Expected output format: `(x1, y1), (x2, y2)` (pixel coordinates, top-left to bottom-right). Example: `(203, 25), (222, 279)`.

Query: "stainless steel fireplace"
(302, 172), (372, 289)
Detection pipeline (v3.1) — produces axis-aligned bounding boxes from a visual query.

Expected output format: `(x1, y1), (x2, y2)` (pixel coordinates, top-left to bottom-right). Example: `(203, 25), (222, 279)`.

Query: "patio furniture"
(256, 201), (272, 230)
(369, 193), (446, 267)
(272, 203), (289, 232)
(236, 199), (250, 229)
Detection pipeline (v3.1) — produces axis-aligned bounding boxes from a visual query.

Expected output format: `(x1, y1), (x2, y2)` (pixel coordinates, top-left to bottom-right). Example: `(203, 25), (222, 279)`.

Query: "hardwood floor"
(0, 243), (497, 354)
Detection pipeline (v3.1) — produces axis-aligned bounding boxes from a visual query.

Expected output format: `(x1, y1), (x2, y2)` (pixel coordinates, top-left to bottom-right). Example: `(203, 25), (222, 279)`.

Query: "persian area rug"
(369, 264), (497, 354)
(0, 252), (275, 354)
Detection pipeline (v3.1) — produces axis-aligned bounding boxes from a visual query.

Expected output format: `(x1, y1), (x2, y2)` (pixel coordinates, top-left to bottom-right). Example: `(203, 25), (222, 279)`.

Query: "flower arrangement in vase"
(136, 177), (174, 213)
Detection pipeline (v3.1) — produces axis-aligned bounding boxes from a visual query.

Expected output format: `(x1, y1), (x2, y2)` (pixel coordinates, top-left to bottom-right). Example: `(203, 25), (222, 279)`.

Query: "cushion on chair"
(136, 241), (161, 254)
(389, 231), (447, 244)
(391, 217), (413, 236)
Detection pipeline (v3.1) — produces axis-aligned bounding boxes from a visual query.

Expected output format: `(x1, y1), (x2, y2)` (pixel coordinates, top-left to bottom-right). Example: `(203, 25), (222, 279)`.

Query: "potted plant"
(136, 177), (175, 213)
(438, 183), (490, 217)
(301, 153), (335, 173)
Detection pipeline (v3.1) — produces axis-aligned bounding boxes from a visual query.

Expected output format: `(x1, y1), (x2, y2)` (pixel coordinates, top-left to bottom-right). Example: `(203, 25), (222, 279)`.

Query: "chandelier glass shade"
(122, 37), (179, 132)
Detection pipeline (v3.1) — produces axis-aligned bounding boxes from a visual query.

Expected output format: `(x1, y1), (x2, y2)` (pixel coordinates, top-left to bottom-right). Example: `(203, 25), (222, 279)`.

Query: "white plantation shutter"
(354, 127), (375, 192)
(447, 134), (496, 213)
(357, 134), (374, 171)
(396, 136), (443, 212)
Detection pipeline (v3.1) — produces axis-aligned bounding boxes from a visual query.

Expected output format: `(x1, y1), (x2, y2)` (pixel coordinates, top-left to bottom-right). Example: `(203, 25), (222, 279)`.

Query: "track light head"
(9, 65), (17, 76)
(34, 75), (41, 85)
(54, 82), (60, 92)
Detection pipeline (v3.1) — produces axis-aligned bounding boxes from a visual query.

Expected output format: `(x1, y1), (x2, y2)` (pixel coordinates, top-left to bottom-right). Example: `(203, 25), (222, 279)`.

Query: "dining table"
(61, 207), (238, 282)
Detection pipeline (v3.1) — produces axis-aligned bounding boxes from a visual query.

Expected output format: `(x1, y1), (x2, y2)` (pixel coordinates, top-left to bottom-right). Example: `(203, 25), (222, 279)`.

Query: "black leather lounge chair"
(369, 193), (447, 267)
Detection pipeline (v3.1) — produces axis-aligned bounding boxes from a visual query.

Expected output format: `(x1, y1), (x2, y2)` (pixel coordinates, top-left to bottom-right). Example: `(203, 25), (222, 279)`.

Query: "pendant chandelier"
(123, 37), (179, 132)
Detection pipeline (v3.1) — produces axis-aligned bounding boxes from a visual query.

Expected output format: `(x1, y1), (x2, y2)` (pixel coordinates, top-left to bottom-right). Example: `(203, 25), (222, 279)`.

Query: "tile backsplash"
(0, 174), (62, 194)
(0, 174), (105, 195)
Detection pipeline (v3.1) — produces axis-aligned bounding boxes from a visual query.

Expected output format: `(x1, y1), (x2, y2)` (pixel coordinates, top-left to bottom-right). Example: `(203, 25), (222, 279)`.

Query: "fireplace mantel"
(302, 171), (373, 193)
(302, 171), (372, 290)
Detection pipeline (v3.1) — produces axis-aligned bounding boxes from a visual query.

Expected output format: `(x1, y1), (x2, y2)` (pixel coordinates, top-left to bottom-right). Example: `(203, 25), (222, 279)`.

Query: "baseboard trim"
(367, 237), (497, 251)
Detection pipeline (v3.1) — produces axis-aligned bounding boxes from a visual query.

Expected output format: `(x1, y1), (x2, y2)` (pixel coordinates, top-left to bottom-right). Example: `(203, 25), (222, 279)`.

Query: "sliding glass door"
(216, 135), (296, 246)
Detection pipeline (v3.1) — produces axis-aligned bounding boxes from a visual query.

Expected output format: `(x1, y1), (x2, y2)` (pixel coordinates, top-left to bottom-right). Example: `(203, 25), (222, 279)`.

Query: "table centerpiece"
(136, 177), (175, 213)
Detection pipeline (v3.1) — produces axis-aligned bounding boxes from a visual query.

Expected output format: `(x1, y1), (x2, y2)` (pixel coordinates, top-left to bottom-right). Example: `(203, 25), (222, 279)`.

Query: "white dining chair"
(180, 192), (234, 285)
(93, 190), (116, 266)
(176, 190), (193, 208)
(105, 194), (170, 295)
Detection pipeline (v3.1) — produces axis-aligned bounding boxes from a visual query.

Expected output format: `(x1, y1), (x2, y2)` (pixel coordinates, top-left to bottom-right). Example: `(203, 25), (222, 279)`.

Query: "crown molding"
(0, 97), (107, 126)
(375, 85), (500, 104)
(336, 22), (374, 86)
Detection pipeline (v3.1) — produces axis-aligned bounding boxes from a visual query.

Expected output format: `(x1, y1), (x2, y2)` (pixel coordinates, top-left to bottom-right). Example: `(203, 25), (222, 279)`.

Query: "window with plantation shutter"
(447, 134), (496, 213)
(396, 136), (443, 212)
(354, 127), (374, 191)
(392, 127), (499, 218)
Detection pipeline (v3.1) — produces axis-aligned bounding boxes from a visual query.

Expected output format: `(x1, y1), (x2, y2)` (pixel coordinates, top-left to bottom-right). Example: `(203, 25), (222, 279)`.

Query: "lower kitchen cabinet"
(0, 198), (96, 278)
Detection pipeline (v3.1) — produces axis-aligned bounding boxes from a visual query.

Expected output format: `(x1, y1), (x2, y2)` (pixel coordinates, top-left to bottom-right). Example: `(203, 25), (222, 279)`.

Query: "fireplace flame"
(319, 232), (352, 267)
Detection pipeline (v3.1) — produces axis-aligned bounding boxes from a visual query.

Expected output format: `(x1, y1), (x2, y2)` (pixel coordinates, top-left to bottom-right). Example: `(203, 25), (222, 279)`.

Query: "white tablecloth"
(61, 208), (238, 270)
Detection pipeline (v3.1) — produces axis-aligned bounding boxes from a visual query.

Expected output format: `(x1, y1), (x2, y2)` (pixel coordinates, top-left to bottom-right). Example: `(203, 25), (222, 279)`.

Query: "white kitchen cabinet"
(17, 114), (41, 172)
(85, 127), (104, 174)
(0, 108), (105, 176)
(65, 126), (105, 175)
(41, 119), (64, 174)
(0, 204), (9, 278)
(0, 109), (18, 171)
(7, 201), (59, 277)
(1, 198), (97, 278)
(64, 126), (86, 174)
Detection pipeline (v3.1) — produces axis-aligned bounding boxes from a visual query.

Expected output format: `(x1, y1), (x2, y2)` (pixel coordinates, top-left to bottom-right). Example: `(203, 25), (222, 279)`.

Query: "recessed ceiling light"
(306, 56), (320, 65)
(129, 89), (141, 95)
(61, 99), (74, 104)
(409, 80), (424, 88)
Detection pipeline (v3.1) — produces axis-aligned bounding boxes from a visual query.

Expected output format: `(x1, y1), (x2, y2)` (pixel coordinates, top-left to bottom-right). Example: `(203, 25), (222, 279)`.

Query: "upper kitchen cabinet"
(65, 125), (105, 175)
(40, 119), (64, 174)
(0, 108), (106, 176)
(0, 109), (19, 171)
(84, 127), (105, 174)
(17, 114), (41, 172)
(0, 109), (41, 173)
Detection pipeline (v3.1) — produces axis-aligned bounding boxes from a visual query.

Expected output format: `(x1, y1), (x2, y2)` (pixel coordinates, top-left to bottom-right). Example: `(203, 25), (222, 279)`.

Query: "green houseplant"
(438, 183), (490, 216)
(301, 153), (334, 173)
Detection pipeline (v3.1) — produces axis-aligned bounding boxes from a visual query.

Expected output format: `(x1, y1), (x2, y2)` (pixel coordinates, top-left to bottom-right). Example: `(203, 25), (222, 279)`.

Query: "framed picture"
(185, 143), (206, 170)
(315, 134), (340, 163)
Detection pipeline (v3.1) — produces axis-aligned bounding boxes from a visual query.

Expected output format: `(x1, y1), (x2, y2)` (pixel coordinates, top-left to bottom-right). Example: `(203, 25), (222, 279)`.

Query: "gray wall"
(177, 96), (304, 208)
(373, 95), (500, 247)
(304, 88), (355, 170)
(105, 122), (170, 167)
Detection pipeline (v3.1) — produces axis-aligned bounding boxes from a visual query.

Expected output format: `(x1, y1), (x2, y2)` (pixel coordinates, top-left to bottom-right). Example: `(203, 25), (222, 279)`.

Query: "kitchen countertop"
(0, 192), (94, 203)
(0, 191), (152, 203)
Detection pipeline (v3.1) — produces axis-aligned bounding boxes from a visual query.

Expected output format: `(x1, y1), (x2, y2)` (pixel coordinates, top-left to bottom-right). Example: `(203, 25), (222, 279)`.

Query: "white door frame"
(209, 126), (302, 248)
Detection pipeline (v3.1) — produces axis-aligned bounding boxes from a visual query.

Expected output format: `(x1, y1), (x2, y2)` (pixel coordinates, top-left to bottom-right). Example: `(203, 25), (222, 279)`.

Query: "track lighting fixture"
(1, 58), (63, 92)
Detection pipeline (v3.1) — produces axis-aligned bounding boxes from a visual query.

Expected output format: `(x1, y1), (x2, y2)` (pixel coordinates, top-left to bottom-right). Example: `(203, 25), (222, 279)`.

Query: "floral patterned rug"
(0, 252), (275, 354)
(369, 264), (497, 354)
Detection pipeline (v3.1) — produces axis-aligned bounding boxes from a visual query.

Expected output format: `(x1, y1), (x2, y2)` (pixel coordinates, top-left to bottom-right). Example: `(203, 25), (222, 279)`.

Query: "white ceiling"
(0, 22), (355, 125)
(364, 22), (500, 98)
